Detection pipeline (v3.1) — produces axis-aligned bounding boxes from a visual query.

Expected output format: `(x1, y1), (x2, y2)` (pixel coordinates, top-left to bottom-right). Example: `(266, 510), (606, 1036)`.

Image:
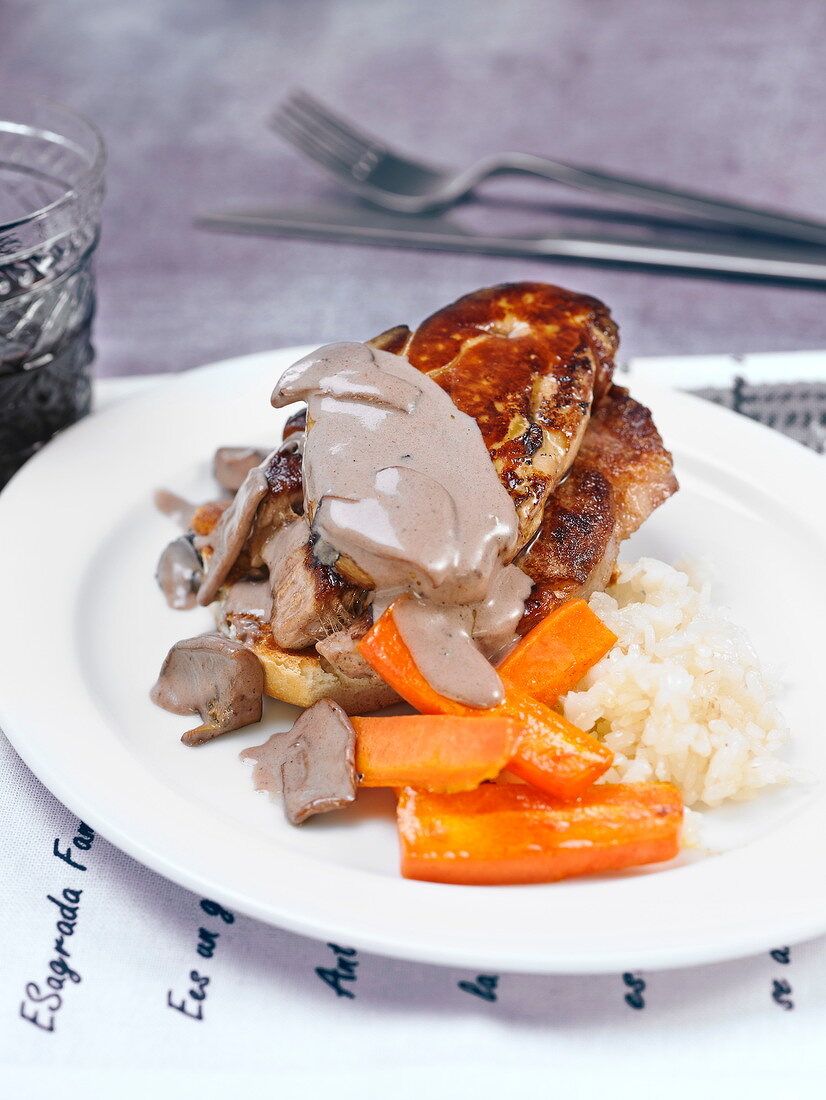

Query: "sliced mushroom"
(240, 699), (357, 824)
(196, 459), (272, 606)
(151, 633), (264, 746)
(155, 533), (203, 610)
(213, 446), (269, 493)
(197, 439), (306, 606)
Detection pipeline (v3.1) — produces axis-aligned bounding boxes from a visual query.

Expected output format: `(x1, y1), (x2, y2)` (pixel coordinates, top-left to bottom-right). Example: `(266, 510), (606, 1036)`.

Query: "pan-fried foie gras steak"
(519, 385), (678, 632)
(398, 283), (618, 545)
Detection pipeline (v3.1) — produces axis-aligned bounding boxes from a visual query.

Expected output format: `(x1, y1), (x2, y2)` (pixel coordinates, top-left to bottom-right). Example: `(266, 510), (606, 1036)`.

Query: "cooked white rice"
(562, 557), (790, 809)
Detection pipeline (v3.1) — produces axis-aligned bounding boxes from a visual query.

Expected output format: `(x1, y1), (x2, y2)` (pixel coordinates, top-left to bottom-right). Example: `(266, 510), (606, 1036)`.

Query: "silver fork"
(272, 90), (826, 247)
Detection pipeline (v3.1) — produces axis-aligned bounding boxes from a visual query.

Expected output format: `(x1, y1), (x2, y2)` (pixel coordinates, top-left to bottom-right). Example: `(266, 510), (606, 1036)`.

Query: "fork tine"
(272, 110), (344, 168)
(272, 110), (357, 176)
(287, 90), (383, 159)
(279, 99), (367, 169)
(283, 100), (366, 166)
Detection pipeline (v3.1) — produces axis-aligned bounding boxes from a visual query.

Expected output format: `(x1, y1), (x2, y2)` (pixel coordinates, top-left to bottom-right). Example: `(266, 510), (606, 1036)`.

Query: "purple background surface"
(4, 0), (826, 377)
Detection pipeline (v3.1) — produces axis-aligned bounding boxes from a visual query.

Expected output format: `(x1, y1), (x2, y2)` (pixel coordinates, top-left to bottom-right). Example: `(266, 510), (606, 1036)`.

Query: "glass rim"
(0, 87), (106, 234)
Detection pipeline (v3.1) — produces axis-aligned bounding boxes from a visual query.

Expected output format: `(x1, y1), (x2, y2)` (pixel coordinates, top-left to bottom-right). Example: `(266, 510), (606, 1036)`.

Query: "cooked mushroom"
(153, 488), (198, 529)
(155, 533), (203, 610)
(240, 699), (357, 824)
(213, 446), (268, 493)
(151, 633), (264, 746)
(196, 460), (272, 606)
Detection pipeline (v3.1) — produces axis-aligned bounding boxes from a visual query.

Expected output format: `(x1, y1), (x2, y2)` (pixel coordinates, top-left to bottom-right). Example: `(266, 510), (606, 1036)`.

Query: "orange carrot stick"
(397, 782), (683, 885)
(352, 715), (521, 792)
(498, 630), (576, 701)
(358, 606), (613, 800)
(502, 703), (613, 797)
(499, 599), (617, 704)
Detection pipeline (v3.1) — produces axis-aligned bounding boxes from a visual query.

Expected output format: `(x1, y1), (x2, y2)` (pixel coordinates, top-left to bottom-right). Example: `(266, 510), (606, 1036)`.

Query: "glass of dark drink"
(0, 90), (105, 488)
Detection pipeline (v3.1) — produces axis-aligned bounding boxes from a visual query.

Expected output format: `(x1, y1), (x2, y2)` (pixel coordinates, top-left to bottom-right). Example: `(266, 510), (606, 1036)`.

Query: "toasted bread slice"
(247, 628), (399, 714)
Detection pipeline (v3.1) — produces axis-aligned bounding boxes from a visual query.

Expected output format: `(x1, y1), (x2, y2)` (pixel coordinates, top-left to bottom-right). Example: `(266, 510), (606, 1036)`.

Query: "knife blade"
(196, 204), (826, 284)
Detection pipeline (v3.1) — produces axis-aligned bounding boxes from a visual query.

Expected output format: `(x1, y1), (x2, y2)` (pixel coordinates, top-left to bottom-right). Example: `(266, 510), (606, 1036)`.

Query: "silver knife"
(196, 204), (826, 283)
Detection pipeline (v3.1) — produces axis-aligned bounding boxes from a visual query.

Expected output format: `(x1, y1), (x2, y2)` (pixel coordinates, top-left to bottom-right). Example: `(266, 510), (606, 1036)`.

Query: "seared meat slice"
(519, 385), (678, 632)
(401, 282), (618, 546)
(263, 518), (368, 649)
(196, 439), (369, 651)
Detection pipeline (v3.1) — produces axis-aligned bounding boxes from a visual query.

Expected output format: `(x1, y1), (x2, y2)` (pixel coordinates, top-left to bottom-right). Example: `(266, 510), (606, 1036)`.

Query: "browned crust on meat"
(404, 282), (618, 544)
(265, 447), (303, 495)
(518, 384), (678, 631)
(282, 409), (307, 438)
(295, 540), (370, 630)
(367, 324), (412, 355)
(304, 542), (358, 604)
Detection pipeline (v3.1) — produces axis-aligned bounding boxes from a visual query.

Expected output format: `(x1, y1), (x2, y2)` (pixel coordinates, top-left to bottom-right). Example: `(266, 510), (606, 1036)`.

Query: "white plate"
(2, 346), (825, 974)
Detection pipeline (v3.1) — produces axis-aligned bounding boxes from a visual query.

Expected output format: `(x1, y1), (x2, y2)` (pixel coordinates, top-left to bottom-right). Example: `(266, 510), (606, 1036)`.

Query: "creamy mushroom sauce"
(272, 342), (532, 707)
